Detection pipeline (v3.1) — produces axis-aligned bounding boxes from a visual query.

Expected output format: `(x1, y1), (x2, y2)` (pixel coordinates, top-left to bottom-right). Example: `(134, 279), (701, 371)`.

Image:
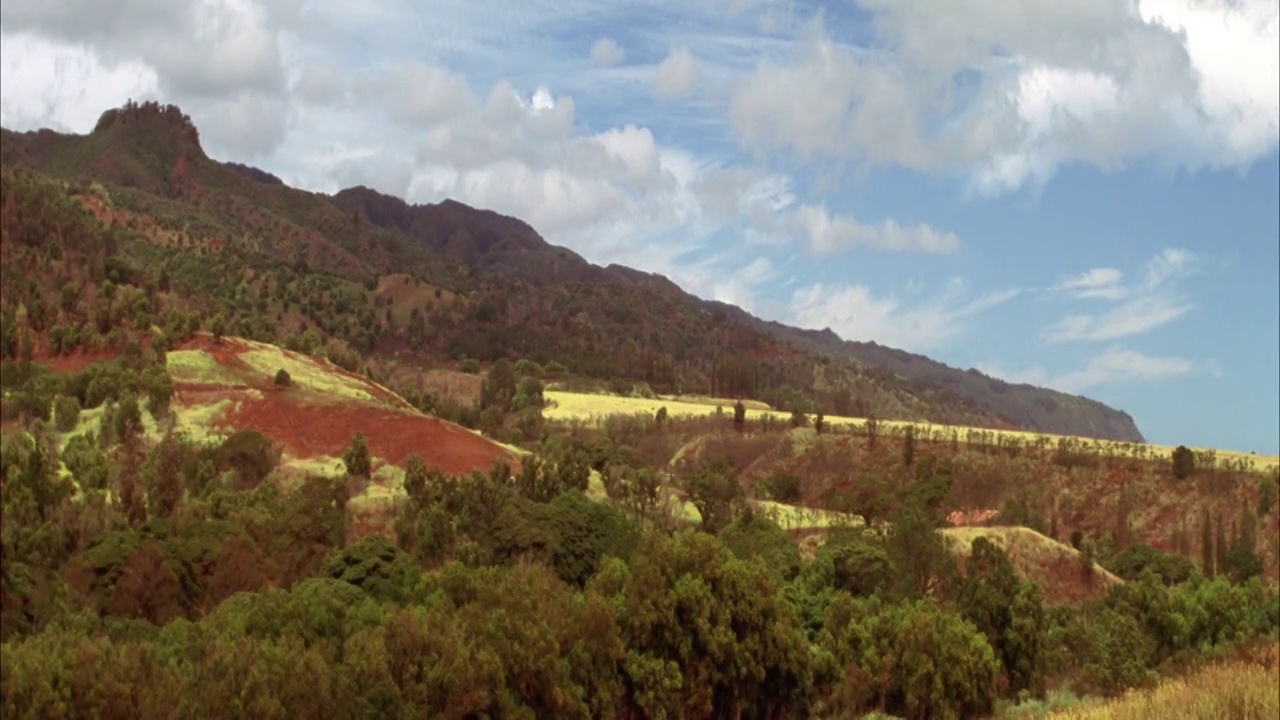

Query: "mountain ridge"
(0, 100), (1144, 442)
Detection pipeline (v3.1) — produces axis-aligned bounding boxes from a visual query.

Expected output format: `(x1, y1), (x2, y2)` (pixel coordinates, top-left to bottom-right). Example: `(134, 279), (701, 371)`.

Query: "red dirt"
(217, 396), (516, 476)
(174, 333), (515, 477)
(31, 346), (122, 374)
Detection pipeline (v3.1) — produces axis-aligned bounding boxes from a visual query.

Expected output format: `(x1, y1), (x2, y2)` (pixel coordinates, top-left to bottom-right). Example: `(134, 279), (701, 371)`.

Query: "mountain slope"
(0, 100), (1144, 442)
(705, 301), (1144, 442)
(331, 185), (1144, 442)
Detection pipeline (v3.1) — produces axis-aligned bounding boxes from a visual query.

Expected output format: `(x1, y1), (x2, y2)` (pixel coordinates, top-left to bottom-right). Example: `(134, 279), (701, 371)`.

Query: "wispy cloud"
(980, 347), (1217, 394)
(1052, 267), (1127, 300)
(791, 204), (961, 255)
(790, 279), (1019, 353)
(1044, 248), (1198, 343)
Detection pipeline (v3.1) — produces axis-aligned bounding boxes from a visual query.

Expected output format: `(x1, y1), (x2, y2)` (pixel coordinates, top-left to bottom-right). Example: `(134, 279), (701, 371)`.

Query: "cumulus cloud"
(654, 45), (701, 99)
(589, 37), (625, 67)
(980, 347), (1215, 393)
(0, 31), (159, 131)
(1044, 248), (1198, 343)
(0, 0), (290, 156)
(790, 279), (1019, 353)
(729, 0), (1279, 191)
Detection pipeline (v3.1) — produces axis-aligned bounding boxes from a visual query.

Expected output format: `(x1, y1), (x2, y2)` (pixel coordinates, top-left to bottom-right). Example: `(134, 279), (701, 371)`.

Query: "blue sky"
(1, 0), (1277, 453)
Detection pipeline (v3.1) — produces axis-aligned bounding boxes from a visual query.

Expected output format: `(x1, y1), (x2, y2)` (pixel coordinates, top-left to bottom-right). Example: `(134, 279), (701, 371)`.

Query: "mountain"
(0, 100), (1144, 442)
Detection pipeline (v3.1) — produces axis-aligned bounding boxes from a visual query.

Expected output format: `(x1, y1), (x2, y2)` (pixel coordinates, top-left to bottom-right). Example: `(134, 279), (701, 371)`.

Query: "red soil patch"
(31, 346), (122, 374)
(217, 396), (515, 476)
(174, 333), (252, 370)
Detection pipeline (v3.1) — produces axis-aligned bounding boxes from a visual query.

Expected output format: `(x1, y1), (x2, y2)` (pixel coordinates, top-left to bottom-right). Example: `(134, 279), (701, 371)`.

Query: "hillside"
(163, 332), (518, 480)
(0, 100), (1143, 442)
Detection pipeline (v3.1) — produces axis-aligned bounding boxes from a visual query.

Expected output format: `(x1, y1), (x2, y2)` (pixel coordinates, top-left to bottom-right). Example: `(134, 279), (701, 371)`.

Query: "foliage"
(343, 432), (371, 478)
(1171, 445), (1195, 480)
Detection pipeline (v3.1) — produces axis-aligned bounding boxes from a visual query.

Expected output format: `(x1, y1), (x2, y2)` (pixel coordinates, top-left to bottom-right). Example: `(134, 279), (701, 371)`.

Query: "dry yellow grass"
(944, 526), (1124, 604)
(1044, 643), (1280, 720)
(543, 390), (1279, 472)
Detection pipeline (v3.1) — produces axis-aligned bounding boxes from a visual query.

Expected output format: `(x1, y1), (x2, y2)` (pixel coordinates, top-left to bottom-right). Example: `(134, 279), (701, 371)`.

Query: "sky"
(1, 0), (1277, 453)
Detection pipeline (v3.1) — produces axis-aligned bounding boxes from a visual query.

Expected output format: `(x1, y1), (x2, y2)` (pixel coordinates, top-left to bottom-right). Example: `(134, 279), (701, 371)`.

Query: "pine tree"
(1214, 512), (1228, 575)
(1200, 506), (1215, 578)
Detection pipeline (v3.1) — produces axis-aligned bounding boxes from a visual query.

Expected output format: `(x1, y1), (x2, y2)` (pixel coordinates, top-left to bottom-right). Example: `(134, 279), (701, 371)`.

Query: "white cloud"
(374, 61), (476, 126)
(1044, 248), (1198, 342)
(729, 0), (1280, 191)
(980, 347), (1214, 393)
(791, 204), (960, 255)
(1044, 296), (1194, 343)
(589, 37), (625, 67)
(1054, 267), (1127, 300)
(654, 45), (701, 99)
(1, 0), (290, 156)
(0, 31), (159, 131)
(790, 280), (1019, 353)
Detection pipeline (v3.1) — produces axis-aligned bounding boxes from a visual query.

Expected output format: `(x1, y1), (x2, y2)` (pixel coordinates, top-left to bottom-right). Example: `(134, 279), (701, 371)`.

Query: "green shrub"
(53, 395), (82, 433)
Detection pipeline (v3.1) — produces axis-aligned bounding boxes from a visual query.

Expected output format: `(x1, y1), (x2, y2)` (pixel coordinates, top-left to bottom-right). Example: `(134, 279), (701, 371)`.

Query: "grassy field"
(543, 390), (1280, 471)
(1035, 643), (1280, 719)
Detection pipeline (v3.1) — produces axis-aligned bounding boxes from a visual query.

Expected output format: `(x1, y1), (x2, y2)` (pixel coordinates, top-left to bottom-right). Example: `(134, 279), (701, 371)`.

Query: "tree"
(147, 431), (185, 518)
(481, 358), (517, 412)
(902, 425), (917, 467)
(54, 395), (81, 433)
(1258, 475), (1278, 518)
(210, 313), (228, 343)
(114, 395), (143, 445)
(1200, 506), (1215, 578)
(814, 412), (825, 434)
(1171, 445), (1195, 479)
(343, 431), (371, 478)
(219, 429), (281, 489)
(404, 453), (428, 507)
(887, 499), (958, 600)
(274, 368), (292, 388)
(684, 455), (742, 533)
(732, 400), (746, 431)
(958, 536), (1047, 696)
(655, 406), (668, 424)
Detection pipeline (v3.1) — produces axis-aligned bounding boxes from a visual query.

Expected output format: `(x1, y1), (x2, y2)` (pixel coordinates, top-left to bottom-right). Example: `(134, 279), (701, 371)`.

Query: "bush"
(458, 357), (480, 374)
(274, 368), (291, 388)
(219, 429), (281, 489)
(343, 432), (371, 478)
(1171, 445), (1195, 479)
(54, 395), (82, 433)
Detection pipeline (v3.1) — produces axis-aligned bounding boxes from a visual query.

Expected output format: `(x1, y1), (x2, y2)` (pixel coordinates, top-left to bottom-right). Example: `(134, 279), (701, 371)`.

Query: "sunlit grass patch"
(753, 500), (863, 530)
(239, 347), (379, 404)
(544, 390), (1279, 470)
(586, 469), (607, 501)
(166, 349), (243, 386)
(281, 454), (345, 479)
(171, 398), (234, 443)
